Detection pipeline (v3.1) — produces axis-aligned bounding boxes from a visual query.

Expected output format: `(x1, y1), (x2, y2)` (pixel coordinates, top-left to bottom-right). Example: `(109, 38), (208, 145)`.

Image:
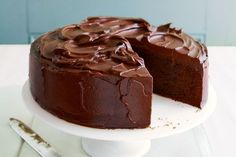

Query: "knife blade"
(9, 118), (63, 157)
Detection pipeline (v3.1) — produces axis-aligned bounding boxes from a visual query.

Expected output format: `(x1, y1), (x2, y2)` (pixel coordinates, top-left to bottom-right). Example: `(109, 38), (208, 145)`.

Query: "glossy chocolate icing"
(29, 16), (208, 129)
(148, 23), (207, 63)
(40, 32), (150, 77)
(76, 17), (208, 64)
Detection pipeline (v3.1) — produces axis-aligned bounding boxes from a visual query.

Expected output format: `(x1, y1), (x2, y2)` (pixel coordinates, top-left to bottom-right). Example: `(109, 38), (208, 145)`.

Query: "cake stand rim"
(22, 80), (216, 141)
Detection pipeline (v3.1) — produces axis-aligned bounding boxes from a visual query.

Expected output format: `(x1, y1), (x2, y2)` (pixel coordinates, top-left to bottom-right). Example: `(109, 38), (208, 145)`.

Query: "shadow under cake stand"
(22, 80), (216, 157)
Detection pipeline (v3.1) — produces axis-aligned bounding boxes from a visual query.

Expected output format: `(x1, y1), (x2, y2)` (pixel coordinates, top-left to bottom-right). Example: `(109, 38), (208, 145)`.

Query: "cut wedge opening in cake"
(129, 23), (208, 108)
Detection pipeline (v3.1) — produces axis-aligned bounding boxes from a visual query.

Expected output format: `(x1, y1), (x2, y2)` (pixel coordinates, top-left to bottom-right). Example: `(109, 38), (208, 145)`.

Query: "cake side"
(29, 29), (153, 129)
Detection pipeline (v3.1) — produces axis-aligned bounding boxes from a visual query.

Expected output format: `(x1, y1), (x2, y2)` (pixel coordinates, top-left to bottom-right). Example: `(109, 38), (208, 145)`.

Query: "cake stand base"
(22, 80), (217, 157)
(81, 138), (150, 157)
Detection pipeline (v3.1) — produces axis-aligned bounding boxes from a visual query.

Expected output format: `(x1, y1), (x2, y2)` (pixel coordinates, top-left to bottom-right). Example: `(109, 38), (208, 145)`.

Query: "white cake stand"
(22, 80), (216, 157)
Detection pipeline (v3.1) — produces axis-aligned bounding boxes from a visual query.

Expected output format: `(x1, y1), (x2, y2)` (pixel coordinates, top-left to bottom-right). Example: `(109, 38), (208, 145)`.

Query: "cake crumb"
(149, 126), (156, 130)
(164, 124), (170, 127)
(195, 109), (201, 112)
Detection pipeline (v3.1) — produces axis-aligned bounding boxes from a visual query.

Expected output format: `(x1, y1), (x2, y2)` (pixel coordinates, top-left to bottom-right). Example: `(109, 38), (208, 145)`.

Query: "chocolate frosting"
(147, 23), (208, 63)
(39, 17), (207, 72)
(79, 18), (208, 64)
(39, 33), (150, 77)
(80, 17), (151, 38)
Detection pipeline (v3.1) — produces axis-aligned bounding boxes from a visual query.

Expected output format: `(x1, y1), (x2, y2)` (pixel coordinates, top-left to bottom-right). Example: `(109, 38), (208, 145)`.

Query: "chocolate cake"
(29, 17), (208, 129)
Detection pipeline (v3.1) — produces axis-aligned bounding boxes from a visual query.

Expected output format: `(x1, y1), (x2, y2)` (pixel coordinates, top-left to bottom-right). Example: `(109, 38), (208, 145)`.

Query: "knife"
(9, 118), (63, 157)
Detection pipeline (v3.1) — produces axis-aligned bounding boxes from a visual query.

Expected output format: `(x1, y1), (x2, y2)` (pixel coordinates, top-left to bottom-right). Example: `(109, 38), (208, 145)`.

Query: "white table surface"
(0, 45), (235, 157)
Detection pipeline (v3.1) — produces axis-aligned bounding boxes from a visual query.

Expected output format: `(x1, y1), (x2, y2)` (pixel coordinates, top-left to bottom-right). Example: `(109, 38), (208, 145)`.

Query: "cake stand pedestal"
(81, 138), (150, 157)
(22, 81), (216, 157)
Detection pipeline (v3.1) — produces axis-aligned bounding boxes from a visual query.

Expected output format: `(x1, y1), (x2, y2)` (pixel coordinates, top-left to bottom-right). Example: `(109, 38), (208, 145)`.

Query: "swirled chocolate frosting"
(39, 32), (150, 77)
(79, 17), (208, 64)
(38, 17), (207, 68)
(147, 23), (208, 63)
(79, 17), (151, 38)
